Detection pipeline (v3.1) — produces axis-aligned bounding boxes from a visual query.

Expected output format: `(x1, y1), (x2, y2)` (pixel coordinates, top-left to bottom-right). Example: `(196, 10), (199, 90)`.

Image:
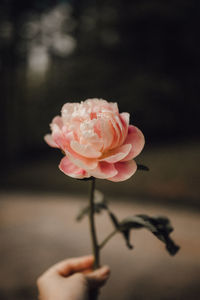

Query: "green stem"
(99, 229), (118, 249)
(89, 178), (100, 269)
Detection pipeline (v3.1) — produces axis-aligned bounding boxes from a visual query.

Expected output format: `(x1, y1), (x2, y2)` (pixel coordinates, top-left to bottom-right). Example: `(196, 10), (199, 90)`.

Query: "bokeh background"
(0, 1), (200, 299)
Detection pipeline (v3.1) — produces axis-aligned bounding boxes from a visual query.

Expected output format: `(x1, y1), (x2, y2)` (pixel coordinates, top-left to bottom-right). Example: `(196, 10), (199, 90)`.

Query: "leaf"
(106, 210), (134, 249)
(108, 211), (120, 229)
(76, 206), (90, 222)
(137, 164), (149, 171)
(76, 190), (108, 221)
(119, 214), (180, 255)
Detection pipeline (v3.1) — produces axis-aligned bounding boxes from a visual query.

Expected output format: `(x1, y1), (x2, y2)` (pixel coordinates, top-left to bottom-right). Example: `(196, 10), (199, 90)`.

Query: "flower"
(44, 99), (145, 182)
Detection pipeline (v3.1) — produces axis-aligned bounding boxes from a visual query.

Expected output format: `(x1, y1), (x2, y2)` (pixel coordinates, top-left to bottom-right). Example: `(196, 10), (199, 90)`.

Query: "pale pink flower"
(44, 99), (145, 181)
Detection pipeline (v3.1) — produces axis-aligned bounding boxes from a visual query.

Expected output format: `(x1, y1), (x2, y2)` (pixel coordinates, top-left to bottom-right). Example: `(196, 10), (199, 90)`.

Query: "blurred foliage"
(0, 0), (199, 167)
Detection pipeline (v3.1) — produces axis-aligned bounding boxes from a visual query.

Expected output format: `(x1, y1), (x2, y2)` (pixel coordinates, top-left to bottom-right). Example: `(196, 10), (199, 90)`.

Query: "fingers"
(52, 255), (94, 276)
(39, 255), (111, 292)
(86, 265), (110, 288)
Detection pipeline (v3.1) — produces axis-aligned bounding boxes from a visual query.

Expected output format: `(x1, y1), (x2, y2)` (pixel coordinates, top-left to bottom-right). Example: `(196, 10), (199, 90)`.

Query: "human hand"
(37, 255), (110, 300)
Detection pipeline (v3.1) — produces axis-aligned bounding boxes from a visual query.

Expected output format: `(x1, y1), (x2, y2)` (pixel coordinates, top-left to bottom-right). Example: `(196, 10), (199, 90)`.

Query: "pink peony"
(44, 99), (145, 182)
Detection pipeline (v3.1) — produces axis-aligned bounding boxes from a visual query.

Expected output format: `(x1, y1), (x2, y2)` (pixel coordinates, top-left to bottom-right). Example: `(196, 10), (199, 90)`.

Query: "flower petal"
(100, 144), (132, 163)
(121, 125), (145, 161)
(108, 160), (137, 182)
(62, 132), (99, 170)
(61, 102), (79, 123)
(109, 117), (121, 149)
(70, 141), (102, 158)
(120, 112), (130, 129)
(100, 118), (114, 151)
(90, 162), (118, 179)
(119, 112), (129, 143)
(51, 125), (68, 150)
(44, 116), (64, 148)
(51, 116), (63, 129)
(44, 134), (59, 148)
(59, 156), (88, 179)
(67, 152), (98, 170)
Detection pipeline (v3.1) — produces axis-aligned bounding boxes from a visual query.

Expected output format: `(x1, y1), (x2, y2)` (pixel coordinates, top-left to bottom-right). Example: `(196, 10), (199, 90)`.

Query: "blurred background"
(0, 0), (200, 299)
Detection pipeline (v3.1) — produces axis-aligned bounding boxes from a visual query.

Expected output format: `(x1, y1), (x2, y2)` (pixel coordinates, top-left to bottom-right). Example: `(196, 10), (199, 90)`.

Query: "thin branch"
(99, 229), (118, 249)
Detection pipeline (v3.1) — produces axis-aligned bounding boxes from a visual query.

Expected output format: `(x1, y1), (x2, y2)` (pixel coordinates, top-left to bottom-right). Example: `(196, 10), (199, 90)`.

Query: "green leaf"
(119, 215), (180, 255)
(137, 164), (149, 171)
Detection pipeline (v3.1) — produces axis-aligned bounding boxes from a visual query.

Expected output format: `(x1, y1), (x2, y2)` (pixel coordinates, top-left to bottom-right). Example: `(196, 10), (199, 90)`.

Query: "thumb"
(86, 266), (110, 288)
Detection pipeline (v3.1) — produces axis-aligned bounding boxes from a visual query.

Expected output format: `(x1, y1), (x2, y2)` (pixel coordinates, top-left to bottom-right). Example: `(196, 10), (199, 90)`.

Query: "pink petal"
(110, 117), (121, 149)
(59, 156), (88, 179)
(121, 125), (145, 161)
(61, 102), (79, 121)
(44, 134), (59, 148)
(67, 152), (98, 170)
(110, 113), (129, 149)
(61, 132), (99, 170)
(90, 162), (118, 179)
(100, 118), (114, 151)
(70, 141), (101, 158)
(120, 112), (130, 129)
(108, 160), (137, 182)
(50, 127), (98, 170)
(100, 144), (132, 163)
(51, 125), (68, 150)
(51, 116), (63, 129)
(119, 112), (129, 143)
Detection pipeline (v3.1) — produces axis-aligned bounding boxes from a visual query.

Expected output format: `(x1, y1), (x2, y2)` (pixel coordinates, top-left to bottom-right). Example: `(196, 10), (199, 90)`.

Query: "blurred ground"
(0, 192), (200, 300)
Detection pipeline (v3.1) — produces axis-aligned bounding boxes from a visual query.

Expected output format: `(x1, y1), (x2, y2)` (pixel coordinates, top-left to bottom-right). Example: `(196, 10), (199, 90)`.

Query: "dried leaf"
(137, 164), (149, 171)
(108, 211), (120, 229)
(119, 214), (180, 255)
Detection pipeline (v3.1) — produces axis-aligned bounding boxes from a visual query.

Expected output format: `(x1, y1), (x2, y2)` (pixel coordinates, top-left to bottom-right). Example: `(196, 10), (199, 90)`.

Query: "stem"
(99, 229), (118, 249)
(89, 178), (100, 269)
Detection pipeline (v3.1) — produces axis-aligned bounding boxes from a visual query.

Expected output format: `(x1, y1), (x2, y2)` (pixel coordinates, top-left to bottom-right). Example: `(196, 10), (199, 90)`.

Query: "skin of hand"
(37, 255), (110, 300)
